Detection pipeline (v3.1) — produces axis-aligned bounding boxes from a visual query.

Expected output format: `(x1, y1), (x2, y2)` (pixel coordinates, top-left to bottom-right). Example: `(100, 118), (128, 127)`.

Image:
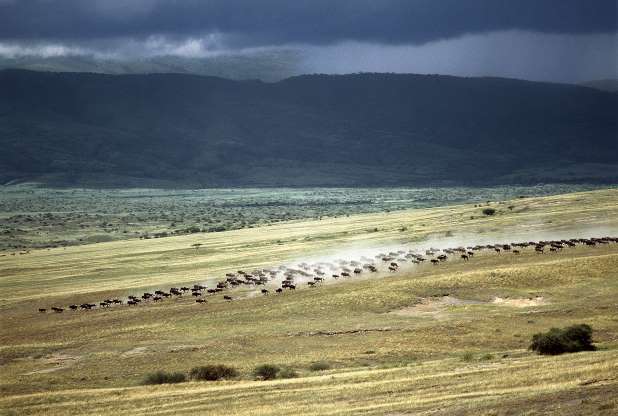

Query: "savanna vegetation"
(0, 183), (610, 251)
(0, 188), (617, 415)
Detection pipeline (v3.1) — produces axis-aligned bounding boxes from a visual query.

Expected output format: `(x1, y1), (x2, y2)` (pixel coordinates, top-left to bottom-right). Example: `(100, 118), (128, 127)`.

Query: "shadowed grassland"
(0, 188), (617, 415)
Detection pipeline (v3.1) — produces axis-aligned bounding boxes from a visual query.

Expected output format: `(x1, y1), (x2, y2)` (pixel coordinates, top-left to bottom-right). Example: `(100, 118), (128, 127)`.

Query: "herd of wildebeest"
(39, 236), (617, 314)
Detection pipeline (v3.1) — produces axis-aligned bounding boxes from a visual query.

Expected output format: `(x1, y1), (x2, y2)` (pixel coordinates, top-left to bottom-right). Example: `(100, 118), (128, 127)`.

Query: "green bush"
(253, 364), (280, 380)
(189, 364), (238, 381)
(309, 361), (331, 371)
(142, 371), (186, 385)
(529, 324), (596, 355)
(482, 208), (496, 216)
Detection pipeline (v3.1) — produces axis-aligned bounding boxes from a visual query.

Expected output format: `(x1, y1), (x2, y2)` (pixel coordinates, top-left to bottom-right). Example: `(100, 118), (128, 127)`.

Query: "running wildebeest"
(223, 295), (233, 301)
(38, 308), (46, 313)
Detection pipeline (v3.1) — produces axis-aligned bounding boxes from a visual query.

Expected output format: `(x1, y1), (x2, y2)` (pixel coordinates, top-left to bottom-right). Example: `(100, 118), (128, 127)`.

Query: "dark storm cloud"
(0, 0), (616, 45)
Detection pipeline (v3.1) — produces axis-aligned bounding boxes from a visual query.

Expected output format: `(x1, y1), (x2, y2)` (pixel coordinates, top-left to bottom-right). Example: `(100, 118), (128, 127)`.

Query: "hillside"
(581, 79), (618, 92)
(1, 70), (617, 187)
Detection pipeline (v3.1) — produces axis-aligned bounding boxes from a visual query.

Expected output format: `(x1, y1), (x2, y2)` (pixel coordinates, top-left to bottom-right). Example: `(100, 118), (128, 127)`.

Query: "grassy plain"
(0, 188), (617, 415)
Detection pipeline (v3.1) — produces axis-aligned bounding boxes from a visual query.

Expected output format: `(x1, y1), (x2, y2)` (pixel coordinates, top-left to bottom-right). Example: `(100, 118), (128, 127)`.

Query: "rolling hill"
(0, 69), (616, 187)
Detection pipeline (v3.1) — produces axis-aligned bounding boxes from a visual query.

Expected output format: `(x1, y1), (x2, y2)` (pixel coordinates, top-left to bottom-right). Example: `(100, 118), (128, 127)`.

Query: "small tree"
(529, 324), (596, 355)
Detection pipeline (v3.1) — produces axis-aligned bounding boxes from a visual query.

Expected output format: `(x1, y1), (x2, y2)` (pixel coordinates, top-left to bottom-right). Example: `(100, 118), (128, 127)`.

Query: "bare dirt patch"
(121, 346), (149, 357)
(492, 296), (547, 308)
(21, 353), (80, 375)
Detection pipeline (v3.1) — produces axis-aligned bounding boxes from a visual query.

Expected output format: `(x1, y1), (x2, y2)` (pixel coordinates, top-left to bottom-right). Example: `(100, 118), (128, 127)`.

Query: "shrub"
(529, 324), (596, 355)
(189, 364), (238, 381)
(461, 352), (474, 362)
(278, 367), (298, 379)
(253, 364), (280, 380)
(142, 371), (186, 385)
(482, 208), (496, 216)
(309, 361), (331, 371)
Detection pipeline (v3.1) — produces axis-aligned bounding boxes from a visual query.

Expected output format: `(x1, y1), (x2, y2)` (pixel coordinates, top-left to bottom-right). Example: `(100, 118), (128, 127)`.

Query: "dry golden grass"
(1, 188), (617, 415)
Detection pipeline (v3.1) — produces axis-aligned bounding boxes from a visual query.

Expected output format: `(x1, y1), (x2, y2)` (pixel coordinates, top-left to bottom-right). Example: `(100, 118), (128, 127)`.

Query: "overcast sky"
(1, 0), (616, 83)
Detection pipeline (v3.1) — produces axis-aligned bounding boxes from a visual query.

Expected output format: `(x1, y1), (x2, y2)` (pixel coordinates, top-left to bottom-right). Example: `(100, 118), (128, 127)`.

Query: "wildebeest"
(69, 304), (78, 311)
(38, 308), (46, 313)
(223, 295), (233, 301)
(51, 307), (63, 313)
(261, 289), (269, 295)
(276, 288), (283, 293)
(430, 259), (439, 265)
(195, 299), (207, 303)
(461, 254), (469, 261)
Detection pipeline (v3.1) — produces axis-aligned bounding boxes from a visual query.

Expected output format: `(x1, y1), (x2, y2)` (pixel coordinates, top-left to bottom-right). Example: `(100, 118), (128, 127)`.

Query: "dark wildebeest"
(69, 304), (78, 311)
(223, 295), (233, 301)
(38, 308), (46, 313)
(388, 266), (397, 272)
(276, 288), (283, 293)
(307, 281), (316, 287)
(261, 289), (269, 295)
(461, 254), (469, 261)
(192, 292), (202, 297)
(51, 307), (63, 313)
(430, 259), (439, 265)
(195, 299), (207, 303)
(513, 250), (520, 254)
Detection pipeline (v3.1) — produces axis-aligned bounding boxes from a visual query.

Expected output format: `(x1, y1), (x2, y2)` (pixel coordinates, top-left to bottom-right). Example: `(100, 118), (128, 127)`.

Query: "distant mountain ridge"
(580, 79), (618, 93)
(0, 50), (304, 82)
(0, 69), (616, 187)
